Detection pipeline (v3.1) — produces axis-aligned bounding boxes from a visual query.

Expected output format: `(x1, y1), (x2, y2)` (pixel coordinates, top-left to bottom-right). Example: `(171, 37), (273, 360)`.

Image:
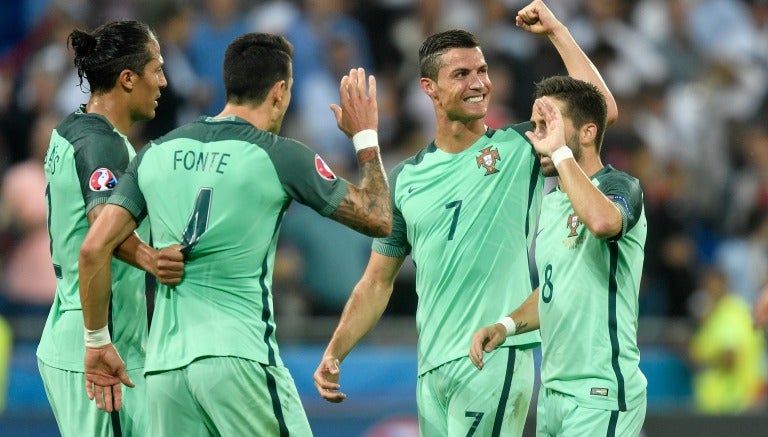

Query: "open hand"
(331, 68), (378, 139)
(84, 344), (134, 412)
(313, 356), (347, 403)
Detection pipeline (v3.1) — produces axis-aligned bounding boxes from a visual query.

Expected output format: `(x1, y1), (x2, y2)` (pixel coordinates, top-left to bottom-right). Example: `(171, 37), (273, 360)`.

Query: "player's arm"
(527, 97), (622, 239)
(81, 205), (139, 331)
(314, 252), (404, 402)
(79, 204), (137, 412)
(516, 0), (619, 126)
(555, 159), (622, 239)
(469, 289), (540, 370)
(329, 68), (392, 238)
(87, 204), (184, 285)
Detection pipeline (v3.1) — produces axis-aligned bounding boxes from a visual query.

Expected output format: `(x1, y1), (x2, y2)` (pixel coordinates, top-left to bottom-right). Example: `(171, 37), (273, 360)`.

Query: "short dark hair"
(223, 33), (294, 105)
(533, 76), (608, 151)
(418, 29), (480, 81)
(69, 20), (157, 94)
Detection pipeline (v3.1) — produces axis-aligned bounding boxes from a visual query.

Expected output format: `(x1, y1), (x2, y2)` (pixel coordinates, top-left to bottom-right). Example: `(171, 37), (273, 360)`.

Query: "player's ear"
(271, 80), (286, 107)
(581, 122), (597, 145)
(118, 69), (135, 91)
(420, 77), (436, 99)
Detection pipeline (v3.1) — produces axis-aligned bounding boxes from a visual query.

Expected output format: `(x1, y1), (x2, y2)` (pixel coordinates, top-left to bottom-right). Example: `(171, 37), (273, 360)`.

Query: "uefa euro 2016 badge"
(314, 154), (338, 181)
(88, 168), (118, 191)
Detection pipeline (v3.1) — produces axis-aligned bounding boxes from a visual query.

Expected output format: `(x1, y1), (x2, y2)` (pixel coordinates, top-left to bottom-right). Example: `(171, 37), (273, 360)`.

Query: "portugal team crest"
(566, 213), (581, 237)
(476, 146), (501, 175)
(563, 212), (585, 249)
(314, 154), (337, 181)
(88, 168), (118, 191)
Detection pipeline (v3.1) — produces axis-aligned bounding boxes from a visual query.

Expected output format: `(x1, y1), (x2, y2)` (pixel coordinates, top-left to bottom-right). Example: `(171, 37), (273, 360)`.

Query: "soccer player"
(36, 21), (185, 437)
(313, 1), (617, 435)
(78, 32), (391, 435)
(469, 77), (647, 436)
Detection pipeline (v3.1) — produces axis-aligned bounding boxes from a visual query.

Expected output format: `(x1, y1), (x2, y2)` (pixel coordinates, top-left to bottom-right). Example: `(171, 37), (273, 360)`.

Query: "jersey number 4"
(181, 187), (212, 258)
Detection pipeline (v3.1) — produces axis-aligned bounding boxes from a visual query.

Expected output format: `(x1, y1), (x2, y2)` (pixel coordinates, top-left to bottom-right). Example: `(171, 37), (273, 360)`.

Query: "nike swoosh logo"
(408, 186), (418, 194)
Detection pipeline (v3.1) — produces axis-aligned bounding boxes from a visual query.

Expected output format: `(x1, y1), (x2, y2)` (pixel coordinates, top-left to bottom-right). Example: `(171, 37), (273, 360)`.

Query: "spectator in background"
(642, 160), (698, 317)
(0, 3), (83, 167)
(0, 112), (58, 310)
(715, 209), (768, 307)
(631, 0), (703, 84)
(283, 0), (374, 167)
(0, 46), (63, 166)
(689, 266), (766, 414)
(0, 311), (10, 414)
(186, 0), (247, 115)
(723, 125), (768, 235)
(568, 0), (669, 97)
(141, 0), (212, 142)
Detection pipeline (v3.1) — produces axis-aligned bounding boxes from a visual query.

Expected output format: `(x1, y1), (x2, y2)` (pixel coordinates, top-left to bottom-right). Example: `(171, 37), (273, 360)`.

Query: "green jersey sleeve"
(596, 167), (644, 241)
(109, 143), (149, 223)
(372, 162), (410, 258)
(264, 137), (349, 217)
(72, 118), (133, 213)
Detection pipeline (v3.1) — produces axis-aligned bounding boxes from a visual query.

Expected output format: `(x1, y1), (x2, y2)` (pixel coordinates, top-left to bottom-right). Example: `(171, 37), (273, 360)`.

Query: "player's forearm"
(81, 205), (140, 328)
(324, 278), (392, 363)
(556, 160), (622, 238)
(331, 147), (392, 237)
(508, 288), (541, 334)
(79, 243), (114, 330)
(548, 25), (618, 126)
(114, 232), (157, 275)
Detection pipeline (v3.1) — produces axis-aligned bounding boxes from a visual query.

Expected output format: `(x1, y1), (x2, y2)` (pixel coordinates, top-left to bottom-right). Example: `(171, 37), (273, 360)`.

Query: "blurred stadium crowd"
(0, 0), (767, 415)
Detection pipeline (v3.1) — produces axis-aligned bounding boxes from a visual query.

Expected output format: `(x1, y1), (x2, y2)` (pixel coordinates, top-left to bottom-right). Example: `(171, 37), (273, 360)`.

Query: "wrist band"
(85, 325), (111, 348)
(497, 316), (517, 337)
(551, 145), (574, 167)
(352, 129), (379, 152)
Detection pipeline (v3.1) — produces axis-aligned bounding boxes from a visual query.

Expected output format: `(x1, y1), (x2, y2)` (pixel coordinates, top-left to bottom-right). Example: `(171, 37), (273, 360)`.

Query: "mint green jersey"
(109, 115), (349, 373)
(374, 123), (544, 375)
(535, 165), (647, 411)
(37, 106), (149, 372)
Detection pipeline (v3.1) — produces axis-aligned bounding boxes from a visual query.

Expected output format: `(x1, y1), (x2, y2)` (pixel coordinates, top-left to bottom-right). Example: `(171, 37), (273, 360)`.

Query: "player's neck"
(86, 94), (133, 135)
(434, 119), (487, 153)
(215, 103), (277, 134)
(580, 155), (604, 177)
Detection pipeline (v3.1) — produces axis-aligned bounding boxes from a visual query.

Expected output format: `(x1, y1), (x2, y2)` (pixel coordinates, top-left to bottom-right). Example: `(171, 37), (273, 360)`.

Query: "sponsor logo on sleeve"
(314, 154), (337, 181)
(88, 168), (118, 191)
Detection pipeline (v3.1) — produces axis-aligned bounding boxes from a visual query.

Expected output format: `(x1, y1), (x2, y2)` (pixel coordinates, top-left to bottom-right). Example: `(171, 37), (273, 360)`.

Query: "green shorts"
(146, 356), (312, 436)
(536, 387), (646, 437)
(37, 359), (147, 437)
(417, 346), (534, 437)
